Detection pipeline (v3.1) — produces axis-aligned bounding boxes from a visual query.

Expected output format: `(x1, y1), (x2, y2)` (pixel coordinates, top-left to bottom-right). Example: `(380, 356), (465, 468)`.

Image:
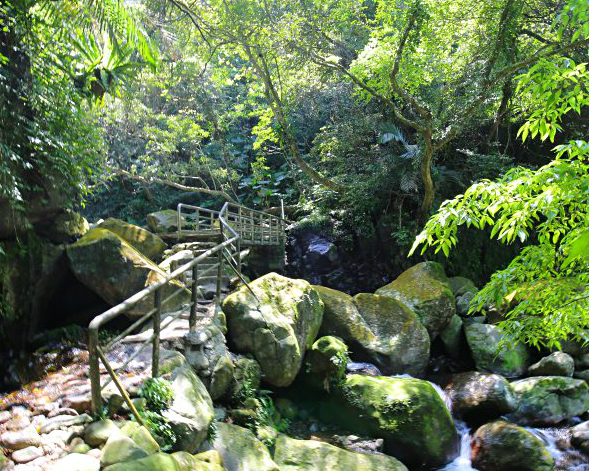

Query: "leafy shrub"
(140, 377), (174, 412)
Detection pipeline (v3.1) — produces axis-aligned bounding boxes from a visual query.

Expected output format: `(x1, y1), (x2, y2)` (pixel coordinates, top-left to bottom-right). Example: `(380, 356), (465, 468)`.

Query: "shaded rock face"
(507, 376), (589, 426)
(464, 323), (530, 377)
(302, 336), (348, 391)
(147, 209), (182, 233)
(528, 352), (574, 377)
(448, 276), (478, 298)
(375, 262), (455, 339)
(273, 434), (408, 471)
(222, 273), (324, 387)
(98, 218), (167, 261)
(35, 209), (89, 244)
(319, 375), (459, 470)
(315, 286), (430, 376)
(202, 423), (280, 471)
(444, 372), (518, 425)
(470, 420), (554, 471)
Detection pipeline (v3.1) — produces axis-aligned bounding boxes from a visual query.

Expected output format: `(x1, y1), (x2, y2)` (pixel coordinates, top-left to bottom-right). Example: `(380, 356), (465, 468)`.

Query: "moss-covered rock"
(98, 218), (167, 260)
(84, 419), (120, 447)
(444, 372), (518, 425)
(171, 451), (224, 471)
(507, 376), (589, 426)
(439, 314), (464, 359)
(471, 420), (554, 471)
(119, 422), (160, 455)
(527, 352), (574, 377)
(36, 209), (89, 243)
(303, 336), (348, 391)
(230, 358), (262, 401)
(273, 434), (408, 471)
(448, 276), (478, 297)
(464, 323), (530, 377)
(147, 210), (183, 233)
(315, 286), (430, 376)
(320, 375), (459, 469)
(202, 423), (279, 471)
(375, 262), (455, 339)
(101, 435), (149, 467)
(103, 452), (181, 471)
(222, 273), (324, 387)
(163, 366), (214, 453)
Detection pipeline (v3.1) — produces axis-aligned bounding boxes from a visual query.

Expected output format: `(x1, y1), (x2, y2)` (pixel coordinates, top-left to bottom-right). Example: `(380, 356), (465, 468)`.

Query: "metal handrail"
(88, 201), (285, 418)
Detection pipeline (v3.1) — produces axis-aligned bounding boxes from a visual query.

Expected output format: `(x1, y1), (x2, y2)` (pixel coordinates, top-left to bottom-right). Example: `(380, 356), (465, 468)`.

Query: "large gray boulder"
(375, 262), (455, 339)
(147, 210), (184, 233)
(528, 352), (574, 377)
(222, 273), (324, 387)
(315, 286), (430, 376)
(202, 423), (279, 471)
(464, 323), (530, 377)
(273, 434), (408, 471)
(507, 376), (589, 426)
(319, 375), (459, 469)
(471, 420), (554, 471)
(98, 218), (167, 260)
(444, 372), (518, 425)
(163, 366), (214, 453)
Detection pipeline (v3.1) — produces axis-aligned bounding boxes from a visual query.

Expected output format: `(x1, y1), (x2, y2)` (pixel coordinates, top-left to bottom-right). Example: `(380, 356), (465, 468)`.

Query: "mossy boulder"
(315, 286), (430, 376)
(202, 423), (280, 471)
(273, 434), (408, 471)
(36, 209), (89, 243)
(471, 420), (554, 471)
(101, 435), (149, 467)
(98, 218), (167, 260)
(222, 273), (324, 387)
(103, 453), (181, 471)
(147, 210), (183, 233)
(507, 376), (589, 426)
(439, 315), (464, 358)
(67, 228), (187, 314)
(230, 358), (262, 401)
(163, 366), (214, 453)
(303, 336), (348, 391)
(171, 451), (224, 471)
(375, 262), (455, 339)
(119, 422), (160, 455)
(448, 276), (478, 297)
(464, 323), (530, 377)
(320, 375), (459, 469)
(528, 352), (574, 377)
(444, 372), (518, 425)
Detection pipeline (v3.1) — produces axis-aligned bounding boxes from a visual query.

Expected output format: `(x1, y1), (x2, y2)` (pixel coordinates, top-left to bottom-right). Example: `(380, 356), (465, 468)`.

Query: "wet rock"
(315, 286), (430, 376)
(320, 374), (459, 469)
(101, 434), (149, 467)
(202, 423), (279, 471)
(102, 452), (181, 471)
(163, 366), (214, 453)
(0, 427), (43, 450)
(471, 420), (554, 471)
(464, 323), (530, 377)
(571, 421), (589, 454)
(98, 218), (167, 260)
(11, 446), (43, 464)
(222, 273), (324, 387)
(444, 372), (518, 425)
(575, 369), (589, 382)
(273, 434), (408, 471)
(48, 453), (100, 471)
(376, 262), (455, 339)
(508, 376), (589, 426)
(528, 352), (574, 377)
(346, 362), (381, 376)
(84, 420), (121, 447)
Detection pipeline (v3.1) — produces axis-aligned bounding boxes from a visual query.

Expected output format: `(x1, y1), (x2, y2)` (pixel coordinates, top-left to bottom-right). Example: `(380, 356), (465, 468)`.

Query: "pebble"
(0, 410), (11, 424)
(0, 427), (43, 450)
(61, 395), (91, 414)
(47, 408), (78, 418)
(11, 446), (44, 464)
(39, 414), (92, 434)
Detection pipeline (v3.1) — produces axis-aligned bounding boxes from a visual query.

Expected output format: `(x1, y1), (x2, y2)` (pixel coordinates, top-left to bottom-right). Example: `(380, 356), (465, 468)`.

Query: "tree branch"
(107, 166), (238, 203)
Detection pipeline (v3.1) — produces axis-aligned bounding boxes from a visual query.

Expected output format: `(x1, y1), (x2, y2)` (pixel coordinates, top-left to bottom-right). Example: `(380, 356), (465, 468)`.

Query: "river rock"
(203, 423), (280, 471)
(119, 422), (160, 454)
(273, 434), (408, 471)
(103, 452), (181, 471)
(439, 315), (464, 358)
(571, 421), (589, 454)
(0, 426), (42, 450)
(84, 419), (121, 447)
(147, 210), (183, 233)
(101, 434), (149, 467)
(444, 372), (518, 425)
(163, 366), (214, 453)
(471, 420), (554, 471)
(172, 451), (224, 470)
(464, 323), (530, 377)
(448, 276), (478, 297)
(528, 352), (574, 377)
(375, 262), (455, 339)
(98, 218), (167, 260)
(11, 446), (43, 464)
(507, 376), (589, 425)
(315, 286), (430, 376)
(320, 374), (459, 469)
(222, 273), (324, 387)
(49, 453), (101, 471)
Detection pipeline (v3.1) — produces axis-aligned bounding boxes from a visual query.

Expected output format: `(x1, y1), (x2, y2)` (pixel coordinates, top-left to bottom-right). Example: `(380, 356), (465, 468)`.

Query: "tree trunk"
(417, 136), (435, 226)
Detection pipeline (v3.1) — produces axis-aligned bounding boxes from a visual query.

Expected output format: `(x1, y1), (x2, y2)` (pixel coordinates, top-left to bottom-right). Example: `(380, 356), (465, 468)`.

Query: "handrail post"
(216, 224), (224, 302)
(89, 327), (102, 416)
(190, 263), (198, 331)
(177, 204), (182, 242)
(152, 288), (162, 378)
(236, 238), (242, 275)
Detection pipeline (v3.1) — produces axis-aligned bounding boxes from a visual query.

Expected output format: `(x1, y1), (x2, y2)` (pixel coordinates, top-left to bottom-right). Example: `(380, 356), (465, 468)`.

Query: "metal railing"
(87, 202), (285, 419)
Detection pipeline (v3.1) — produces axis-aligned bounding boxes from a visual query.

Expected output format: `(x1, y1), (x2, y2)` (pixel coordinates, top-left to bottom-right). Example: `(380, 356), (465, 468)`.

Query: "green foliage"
(253, 392), (291, 437)
(136, 409), (177, 452)
(140, 377), (174, 412)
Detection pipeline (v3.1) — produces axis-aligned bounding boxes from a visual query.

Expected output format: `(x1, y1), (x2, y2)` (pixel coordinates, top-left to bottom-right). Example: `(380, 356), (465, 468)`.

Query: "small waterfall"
(527, 427), (589, 471)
